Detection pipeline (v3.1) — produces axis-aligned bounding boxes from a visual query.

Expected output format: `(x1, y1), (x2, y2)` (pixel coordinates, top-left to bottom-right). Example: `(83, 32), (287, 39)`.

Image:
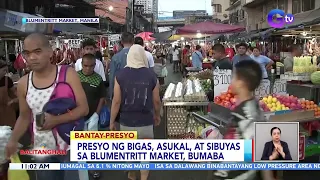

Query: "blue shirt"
(250, 55), (272, 78)
(116, 67), (157, 127)
(109, 48), (130, 98)
(191, 51), (203, 68)
(232, 54), (252, 66)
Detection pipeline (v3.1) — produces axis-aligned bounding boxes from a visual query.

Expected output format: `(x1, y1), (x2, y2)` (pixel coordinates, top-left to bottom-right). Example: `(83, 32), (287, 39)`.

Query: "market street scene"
(1, 0), (320, 180)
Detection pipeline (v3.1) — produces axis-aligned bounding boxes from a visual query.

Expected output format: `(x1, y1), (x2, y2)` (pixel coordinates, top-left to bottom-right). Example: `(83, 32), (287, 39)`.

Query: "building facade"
(185, 15), (213, 24)
(152, 0), (158, 19)
(225, 0), (247, 27)
(135, 0), (152, 14)
(173, 10), (208, 19)
(211, 0), (230, 22)
(242, 0), (320, 31)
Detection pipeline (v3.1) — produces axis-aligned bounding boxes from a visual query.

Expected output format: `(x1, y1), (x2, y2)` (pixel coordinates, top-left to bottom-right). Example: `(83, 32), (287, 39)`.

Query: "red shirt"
(225, 48), (235, 60)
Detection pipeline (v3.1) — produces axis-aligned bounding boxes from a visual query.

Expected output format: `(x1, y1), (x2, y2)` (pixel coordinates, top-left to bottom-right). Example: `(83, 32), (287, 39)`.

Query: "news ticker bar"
(9, 163), (320, 170)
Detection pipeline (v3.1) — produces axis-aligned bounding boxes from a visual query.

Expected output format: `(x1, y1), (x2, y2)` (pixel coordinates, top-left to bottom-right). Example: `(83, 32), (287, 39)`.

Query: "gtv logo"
(267, 9), (294, 28)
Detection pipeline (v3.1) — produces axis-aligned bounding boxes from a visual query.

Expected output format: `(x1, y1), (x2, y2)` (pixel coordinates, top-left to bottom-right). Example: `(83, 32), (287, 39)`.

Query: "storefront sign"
(68, 39), (82, 48)
(272, 79), (287, 95)
(108, 34), (121, 48)
(3, 10), (50, 33)
(255, 79), (270, 98)
(213, 69), (232, 98)
(299, 134), (305, 160)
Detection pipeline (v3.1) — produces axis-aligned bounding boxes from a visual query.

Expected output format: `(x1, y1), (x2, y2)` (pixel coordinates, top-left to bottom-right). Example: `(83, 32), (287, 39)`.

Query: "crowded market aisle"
(94, 60), (320, 180)
(94, 59), (211, 180)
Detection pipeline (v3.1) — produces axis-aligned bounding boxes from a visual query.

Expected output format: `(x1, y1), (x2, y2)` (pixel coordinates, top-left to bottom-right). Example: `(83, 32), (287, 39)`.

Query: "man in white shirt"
(134, 37), (154, 68)
(74, 39), (106, 81)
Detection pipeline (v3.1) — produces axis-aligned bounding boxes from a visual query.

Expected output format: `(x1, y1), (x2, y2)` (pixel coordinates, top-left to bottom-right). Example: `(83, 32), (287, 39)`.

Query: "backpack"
(42, 65), (84, 146)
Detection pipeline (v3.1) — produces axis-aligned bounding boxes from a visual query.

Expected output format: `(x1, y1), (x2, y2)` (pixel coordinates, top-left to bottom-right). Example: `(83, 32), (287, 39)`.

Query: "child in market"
(213, 60), (274, 180)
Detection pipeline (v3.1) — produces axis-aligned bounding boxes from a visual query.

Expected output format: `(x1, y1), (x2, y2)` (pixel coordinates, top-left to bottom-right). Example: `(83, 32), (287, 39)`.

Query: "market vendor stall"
(162, 79), (209, 139)
(185, 63), (320, 159)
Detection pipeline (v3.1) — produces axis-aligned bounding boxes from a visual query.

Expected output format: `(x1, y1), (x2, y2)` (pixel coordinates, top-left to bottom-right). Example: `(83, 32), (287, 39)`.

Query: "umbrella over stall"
(176, 21), (245, 34)
(136, 32), (155, 41)
(151, 30), (175, 41)
(151, 30), (212, 41)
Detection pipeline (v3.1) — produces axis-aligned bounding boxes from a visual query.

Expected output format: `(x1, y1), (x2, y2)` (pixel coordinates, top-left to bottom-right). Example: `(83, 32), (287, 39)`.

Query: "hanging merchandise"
(68, 39), (82, 48)
(108, 34), (121, 50)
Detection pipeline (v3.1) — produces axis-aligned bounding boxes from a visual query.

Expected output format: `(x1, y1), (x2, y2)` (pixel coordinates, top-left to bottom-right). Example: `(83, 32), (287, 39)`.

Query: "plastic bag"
(0, 126), (22, 164)
(99, 106), (110, 128)
(13, 54), (26, 70)
(8, 154), (29, 180)
(85, 113), (99, 131)
(201, 126), (223, 139)
(161, 67), (168, 77)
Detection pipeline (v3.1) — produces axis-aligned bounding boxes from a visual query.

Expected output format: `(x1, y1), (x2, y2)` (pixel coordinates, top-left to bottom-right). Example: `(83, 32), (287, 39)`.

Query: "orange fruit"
(306, 105), (311, 109)
(314, 105), (318, 108)
(310, 101), (315, 105)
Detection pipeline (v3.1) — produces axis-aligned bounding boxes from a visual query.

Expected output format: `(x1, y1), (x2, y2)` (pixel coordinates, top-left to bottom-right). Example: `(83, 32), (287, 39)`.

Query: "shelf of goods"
(279, 56), (320, 103)
(162, 79), (209, 139)
(280, 56), (317, 82)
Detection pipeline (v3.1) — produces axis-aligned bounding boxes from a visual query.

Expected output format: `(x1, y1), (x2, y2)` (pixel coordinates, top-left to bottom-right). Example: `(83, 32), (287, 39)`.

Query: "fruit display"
(259, 95), (320, 116)
(299, 100), (320, 116)
(200, 79), (212, 93)
(259, 95), (298, 112)
(310, 71), (320, 84)
(213, 86), (237, 110)
(293, 56), (317, 74)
